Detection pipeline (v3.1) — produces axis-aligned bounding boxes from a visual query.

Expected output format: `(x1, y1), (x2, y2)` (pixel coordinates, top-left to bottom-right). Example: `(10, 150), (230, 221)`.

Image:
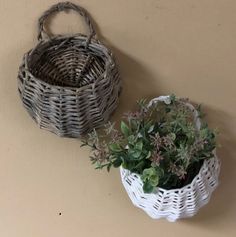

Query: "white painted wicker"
(120, 96), (220, 222)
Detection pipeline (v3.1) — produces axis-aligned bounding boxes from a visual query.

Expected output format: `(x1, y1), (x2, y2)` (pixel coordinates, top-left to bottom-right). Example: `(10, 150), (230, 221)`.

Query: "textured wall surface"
(0, 0), (235, 236)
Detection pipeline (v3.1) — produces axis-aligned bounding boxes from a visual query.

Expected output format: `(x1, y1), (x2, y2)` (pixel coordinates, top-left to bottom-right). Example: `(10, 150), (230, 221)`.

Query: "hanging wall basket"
(18, 2), (121, 137)
(120, 96), (220, 222)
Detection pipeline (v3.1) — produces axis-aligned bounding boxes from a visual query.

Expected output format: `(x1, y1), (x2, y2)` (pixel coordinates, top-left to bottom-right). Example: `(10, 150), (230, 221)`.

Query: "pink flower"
(150, 150), (164, 166)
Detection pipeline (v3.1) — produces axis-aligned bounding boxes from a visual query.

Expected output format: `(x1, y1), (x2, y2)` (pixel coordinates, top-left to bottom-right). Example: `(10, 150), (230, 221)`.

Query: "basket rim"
(22, 33), (117, 91)
(120, 152), (219, 194)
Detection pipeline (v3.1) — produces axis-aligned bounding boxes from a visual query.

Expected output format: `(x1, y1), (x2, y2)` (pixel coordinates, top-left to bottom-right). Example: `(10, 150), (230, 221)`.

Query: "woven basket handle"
(38, 1), (96, 41)
(148, 96), (202, 130)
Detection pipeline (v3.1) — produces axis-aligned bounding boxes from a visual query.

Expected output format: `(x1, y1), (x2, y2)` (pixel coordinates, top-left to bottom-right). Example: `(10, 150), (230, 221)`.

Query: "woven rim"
(24, 34), (116, 91)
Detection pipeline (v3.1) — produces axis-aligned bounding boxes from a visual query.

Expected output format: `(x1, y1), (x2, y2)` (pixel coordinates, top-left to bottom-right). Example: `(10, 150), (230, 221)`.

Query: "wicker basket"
(18, 2), (121, 138)
(120, 96), (220, 222)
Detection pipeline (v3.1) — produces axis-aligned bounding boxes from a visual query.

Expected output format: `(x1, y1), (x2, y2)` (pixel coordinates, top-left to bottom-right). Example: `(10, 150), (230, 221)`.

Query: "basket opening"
(27, 38), (106, 88)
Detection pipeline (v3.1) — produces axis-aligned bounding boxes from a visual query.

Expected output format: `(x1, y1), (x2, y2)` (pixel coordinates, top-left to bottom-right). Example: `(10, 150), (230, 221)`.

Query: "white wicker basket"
(120, 96), (220, 222)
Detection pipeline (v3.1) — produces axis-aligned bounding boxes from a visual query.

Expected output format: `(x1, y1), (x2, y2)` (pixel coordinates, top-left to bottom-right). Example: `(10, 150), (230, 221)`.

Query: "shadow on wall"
(109, 44), (164, 122)
(184, 107), (236, 227)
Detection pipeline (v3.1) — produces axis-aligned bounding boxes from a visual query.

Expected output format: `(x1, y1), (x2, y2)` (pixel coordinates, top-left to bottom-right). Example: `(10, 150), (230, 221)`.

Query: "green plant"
(81, 95), (217, 193)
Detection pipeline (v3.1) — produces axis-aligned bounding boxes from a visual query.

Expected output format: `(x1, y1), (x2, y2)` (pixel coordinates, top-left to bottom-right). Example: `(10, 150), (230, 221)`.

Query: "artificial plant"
(81, 95), (217, 193)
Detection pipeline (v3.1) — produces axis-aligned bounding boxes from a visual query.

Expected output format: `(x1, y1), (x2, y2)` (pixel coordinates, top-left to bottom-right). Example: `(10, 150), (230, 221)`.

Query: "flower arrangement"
(81, 95), (217, 193)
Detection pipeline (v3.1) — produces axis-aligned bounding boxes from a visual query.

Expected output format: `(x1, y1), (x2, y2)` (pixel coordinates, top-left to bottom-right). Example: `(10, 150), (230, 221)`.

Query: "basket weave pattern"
(120, 96), (220, 222)
(18, 2), (121, 137)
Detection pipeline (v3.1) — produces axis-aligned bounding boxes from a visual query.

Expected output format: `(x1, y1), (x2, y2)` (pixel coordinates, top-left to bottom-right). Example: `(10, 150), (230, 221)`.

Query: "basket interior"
(27, 38), (106, 88)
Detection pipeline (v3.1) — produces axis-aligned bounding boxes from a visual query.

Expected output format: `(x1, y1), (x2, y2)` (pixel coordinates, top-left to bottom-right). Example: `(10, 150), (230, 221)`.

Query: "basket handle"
(37, 1), (97, 41)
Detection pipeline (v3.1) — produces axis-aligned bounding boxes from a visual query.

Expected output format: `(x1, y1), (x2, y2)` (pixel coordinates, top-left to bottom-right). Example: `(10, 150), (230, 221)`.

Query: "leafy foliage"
(81, 95), (217, 193)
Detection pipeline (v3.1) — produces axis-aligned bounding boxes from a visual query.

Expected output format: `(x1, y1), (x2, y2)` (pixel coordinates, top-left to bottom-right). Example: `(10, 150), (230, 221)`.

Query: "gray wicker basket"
(18, 2), (121, 138)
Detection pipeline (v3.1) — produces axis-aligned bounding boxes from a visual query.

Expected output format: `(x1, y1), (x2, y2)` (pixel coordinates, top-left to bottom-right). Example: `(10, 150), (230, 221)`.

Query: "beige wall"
(0, 0), (236, 236)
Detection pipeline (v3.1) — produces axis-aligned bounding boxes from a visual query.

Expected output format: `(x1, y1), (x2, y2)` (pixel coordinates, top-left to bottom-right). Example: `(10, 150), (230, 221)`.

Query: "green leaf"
(137, 132), (143, 138)
(169, 133), (176, 140)
(137, 99), (147, 108)
(141, 167), (159, 192)
(199, 128), (209, 139)
(146, 151), (152, 159)
(122, 162), (128, 169)
(109, 143), (122, 152)
(128, 135), (136, 144)
(107, 163), (112, 172)
(113, 158), (122, 168)
(134, 161), (146, 171)
(149, 175), (159, 186)
(121, 121), (130, 137)
(148, 125), (155, 134)
(135, 141), (143, 151)
(169, 94), (176, 103)
(142, 167), (156, 179)
(131, 150), (142, 159)
(156, 167), (165, 177)
(143, 182), (155, 193)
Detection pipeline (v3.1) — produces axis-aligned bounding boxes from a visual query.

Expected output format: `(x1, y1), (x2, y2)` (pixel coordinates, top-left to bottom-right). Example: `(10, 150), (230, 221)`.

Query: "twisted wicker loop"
(38, 1), (96, 41)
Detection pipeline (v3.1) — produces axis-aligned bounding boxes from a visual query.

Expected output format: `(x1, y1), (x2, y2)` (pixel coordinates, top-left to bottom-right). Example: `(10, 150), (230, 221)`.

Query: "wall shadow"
(107, 43), (164, 123)
(183, 106), (236, 227)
